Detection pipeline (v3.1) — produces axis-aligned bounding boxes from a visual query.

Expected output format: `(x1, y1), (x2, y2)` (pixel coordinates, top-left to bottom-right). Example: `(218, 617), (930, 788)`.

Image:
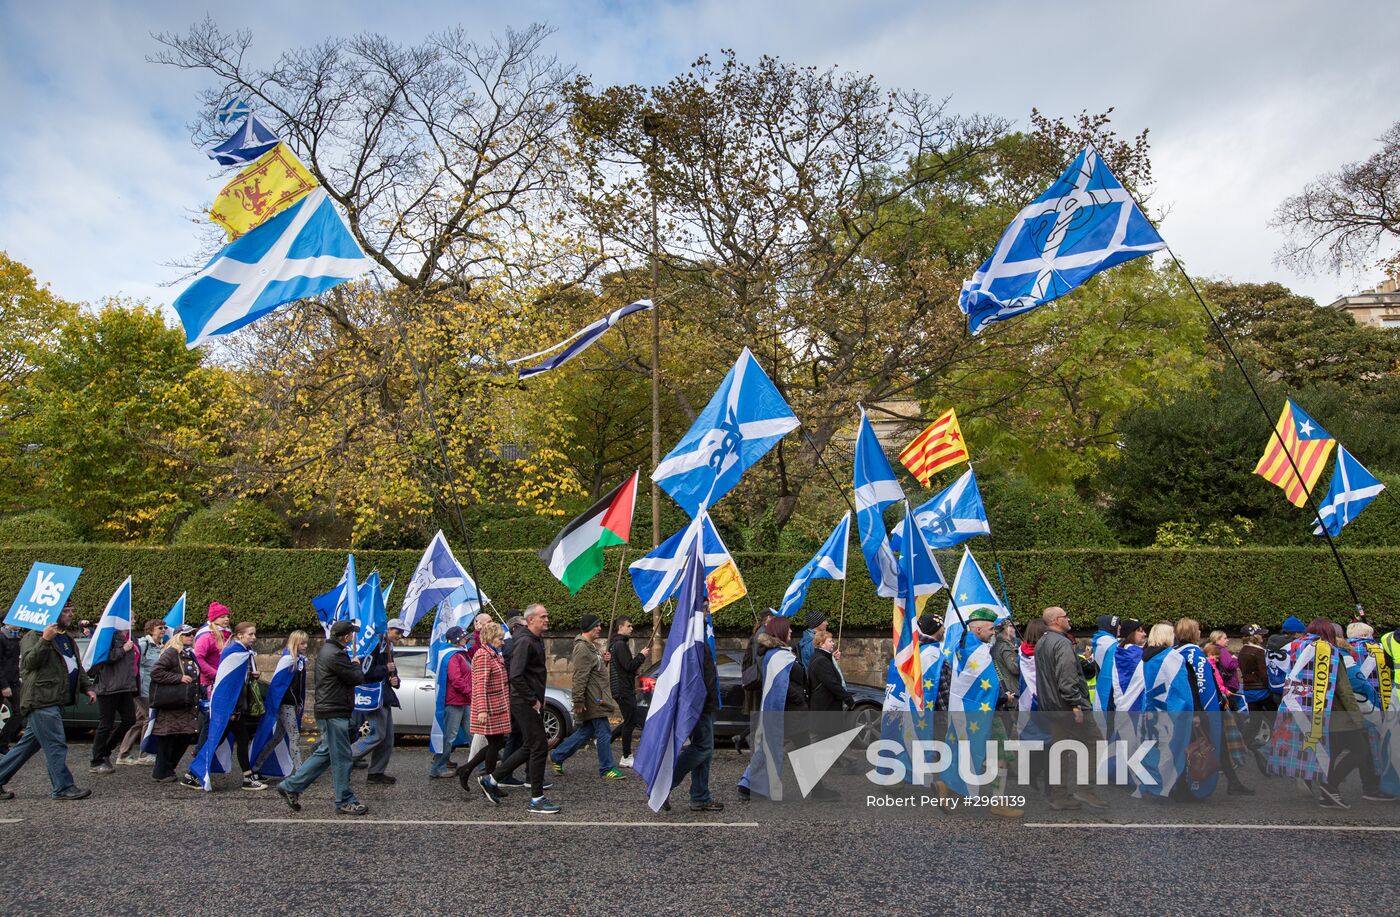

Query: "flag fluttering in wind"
(628, 513), (741, 612)
(944, 548), (1007, 626)
(398, 531), (471, 633)
(634, 529), (711, 811)
(188, 641), (254, 790)
(82, 576), (132, 670)
(541, 471), (638, 594)
(172, 187), (370, 349)
(854, 408), (904, 599)
(208, 112), (281, 166)
(312, 554), (358, 638)
(215, 97), (251, 129)
(209, 143), (318, 241)
(959, 146), (1166, 335)
(652, 347), (798, 518)
(1314, 445), (1386, 537)
(425, 578), (488, 675)
(909, 467), (990, 550)
(352, 570), (387, 660)
(777, 513), (849, 618)
(162, 593), (186, 633)
(1253, 399), (1336, 508)
(511, 300), (654, 381)
(892, 506), (946, 711)
(898, 408), (969, 484)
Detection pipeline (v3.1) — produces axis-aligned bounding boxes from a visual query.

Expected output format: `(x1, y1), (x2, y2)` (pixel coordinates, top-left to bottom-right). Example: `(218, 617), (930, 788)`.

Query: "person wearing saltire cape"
(187, 624), (263, 792)
(249, 632), (309, 780)
(944, 609), (1015, 813)
(1174, 618), (1251, 798)
(1347, 622), (1400, 795)
(1132, 624), (1193, 799)
(429, 626), (472, 778)
(1104, 619), (1145, 783)
(739, 617), (807, 801)
(1090, 615), (1120, 714)
(1015, 619), (1050, 791)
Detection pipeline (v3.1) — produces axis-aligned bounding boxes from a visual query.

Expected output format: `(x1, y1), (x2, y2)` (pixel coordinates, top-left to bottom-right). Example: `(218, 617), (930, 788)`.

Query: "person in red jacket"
(430, 627), (472, 778)
(458, 620), (511, 798)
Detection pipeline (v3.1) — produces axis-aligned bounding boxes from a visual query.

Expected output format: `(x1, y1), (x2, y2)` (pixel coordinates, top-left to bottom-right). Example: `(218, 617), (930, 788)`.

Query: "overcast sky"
(2, 0), (1396, 312)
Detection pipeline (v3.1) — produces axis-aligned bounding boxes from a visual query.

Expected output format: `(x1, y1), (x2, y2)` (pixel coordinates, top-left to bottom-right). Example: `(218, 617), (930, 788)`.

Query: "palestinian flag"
(541, 471), (639, 594)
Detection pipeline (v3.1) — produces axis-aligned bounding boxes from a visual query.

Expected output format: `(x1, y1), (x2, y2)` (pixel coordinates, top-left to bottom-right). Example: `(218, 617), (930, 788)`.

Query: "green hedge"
(0, 543), (1396, 634)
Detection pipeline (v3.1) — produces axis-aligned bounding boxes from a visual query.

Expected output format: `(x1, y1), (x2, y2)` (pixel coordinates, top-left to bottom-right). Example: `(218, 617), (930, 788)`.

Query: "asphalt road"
(1, 738), (1395, 916)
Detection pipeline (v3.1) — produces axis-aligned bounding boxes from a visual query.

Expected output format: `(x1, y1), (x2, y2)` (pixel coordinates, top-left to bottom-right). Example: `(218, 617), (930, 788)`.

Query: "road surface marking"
(0, 819), (20, 824)
(1024, 822), (1400, 832)
(249, 818), (760, 828)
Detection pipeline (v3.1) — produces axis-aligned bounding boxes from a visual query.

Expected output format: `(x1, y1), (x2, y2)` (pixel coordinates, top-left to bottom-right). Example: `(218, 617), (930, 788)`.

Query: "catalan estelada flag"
(898, 407), (969, 485)
(209, 143), (318, 240)
(1253, 399), (1335, 508)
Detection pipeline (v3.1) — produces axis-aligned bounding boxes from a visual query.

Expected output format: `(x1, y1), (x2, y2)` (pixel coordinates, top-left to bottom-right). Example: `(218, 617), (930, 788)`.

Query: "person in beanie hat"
(550, 613), (623, 780)
(608, 615), (649, 768)
(917, 612), (951, 711)
(276, 619), (368, 816)
(800, 610), (830, 671)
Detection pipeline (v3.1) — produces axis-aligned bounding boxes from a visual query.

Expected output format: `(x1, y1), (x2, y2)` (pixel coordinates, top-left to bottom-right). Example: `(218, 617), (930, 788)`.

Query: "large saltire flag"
(208, 112), (280, 166)
(511, 300), (654, 381)
(1134, 646), (1195, 798)
(312, 554), (358, 639)
(429, 644), (471, 756)
(959, 146), (1166, 335)
(82, 576), (133, 670)
(172, 187), (371, 349)
(909, 467), (991, 549)
(854, 408), (904, 599)
(776, 513), (849, 618)
(541, 471), (638, 594)
(898, 408), (969, 485)
(1313, 445), (1386, 537)
(215, 97), (251, 129)
(189, 641), (254, 790)
(209, 143), (319, 241)
(737, 643), (798, 800)
(1253, 399), (1335, 508)
(247, 649), (299, 778)
(628, 513), (742, 613)
(425, 578), (488, 675)
(399, 531), (470, 633)
(652, 347), (799, 517)
(634, 531), (712, 811)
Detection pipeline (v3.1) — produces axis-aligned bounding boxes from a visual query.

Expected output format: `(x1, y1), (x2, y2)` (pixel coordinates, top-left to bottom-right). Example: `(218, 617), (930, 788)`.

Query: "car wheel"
(542, 704), (568, 749)
(850, 703), (882, 749)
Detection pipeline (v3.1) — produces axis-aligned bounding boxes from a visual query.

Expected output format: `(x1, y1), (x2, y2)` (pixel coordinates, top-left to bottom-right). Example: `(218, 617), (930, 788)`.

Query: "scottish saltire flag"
(777, 513), (849, 618)
(400, 531), (471, 633)
(511, 300), (653, 381)
(1112, 644), (1146, 713)
(189, 641), (254, 790)
(312, 554), (358, 638)
(652, 347), (799, 517)
(910, 468), (990, 549)
(1091, 622), (1119, 714)
(208, 112), (280, 166)
(634, 534), (712, 811)
(248, 649), (298, 778)
(738, 645), (797, 800)
(944, 549), (1005, 625)
(215, 97), (251, 128)
(140, 705), (159, 756)
(352, 570), (387, 661)
(425, 580), (486, 674)
(172, 187), (370, 348)
(1314, 445), (1386, 536)
(1135, 646), (1194, 798)
(960, 147), (1166, 335)
(163, 593), (186, 633)
(944, 634), (1000, 796)
(854, 408), (904, 598)
(628, 512), (733, 612)
(82, 576), (133, 670)
(429, 644), (470, 756)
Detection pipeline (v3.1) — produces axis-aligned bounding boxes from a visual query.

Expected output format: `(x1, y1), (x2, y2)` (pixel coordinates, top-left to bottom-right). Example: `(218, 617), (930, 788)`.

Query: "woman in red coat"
(457, 621), (511, 799)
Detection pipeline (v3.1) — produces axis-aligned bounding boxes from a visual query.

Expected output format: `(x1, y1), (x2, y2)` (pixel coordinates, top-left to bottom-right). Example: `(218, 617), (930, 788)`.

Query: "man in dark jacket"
(608, 616), (648, 767)
(350, 619), (404, 785)
(277, 620), (368, 816)
(1033, 606), (1105, 811)
(0, 605), (95, 800)
(483, 604), (558, 814)
(0, 624), (23, 754)
(88, 628), (139, 774)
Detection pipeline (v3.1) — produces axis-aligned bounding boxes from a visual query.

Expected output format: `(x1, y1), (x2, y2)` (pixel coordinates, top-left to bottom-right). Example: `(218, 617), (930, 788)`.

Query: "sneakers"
(479, 775), (504, 806)
(277, 786), (302, 812)
(88, 761), (114, 775)
(1362, 791), (1398, 802)
(242, 775), (269, 791)
(618, 755), (635, 768)
(0, 787), (13, 800)
(689, 800), (724, 812)
(336, 801), (369, 816)
(366, 773), (397, 785)
(179, 774), (202, 790)
(496, 775), (527, 788)
(1318, 786), (1350, 809)
(550, 758), (564, 776)
(53, 786), (91, 800)
(528, 796), (561, 815)
(601, 768), (627, 780)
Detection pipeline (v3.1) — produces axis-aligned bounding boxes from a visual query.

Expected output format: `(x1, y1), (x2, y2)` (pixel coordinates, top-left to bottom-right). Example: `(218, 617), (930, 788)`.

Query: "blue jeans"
(551, 715), (615, 774)
(0, 706), (76, 796)
(432, 705), (467, 772)
(279, 717), (356, 807)
(670, 711), (715, 803)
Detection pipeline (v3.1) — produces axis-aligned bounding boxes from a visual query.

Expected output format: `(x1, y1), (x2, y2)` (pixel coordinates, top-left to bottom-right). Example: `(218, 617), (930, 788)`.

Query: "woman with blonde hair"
(251, 630), (309, 779)
(459, 620), (510, 799)
(1176, 618), (1252, 796)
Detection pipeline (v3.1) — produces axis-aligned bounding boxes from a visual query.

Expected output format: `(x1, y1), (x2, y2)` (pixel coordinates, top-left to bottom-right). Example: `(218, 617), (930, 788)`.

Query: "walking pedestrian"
(608, 616), (648, 768)
(658, 631), (723, 814)
(992, 618), (1020, 705)
(1034, 606), (1106, 811)
(0, 623), (24, 755)
(459, 621), (510, 797)
(351, 619), (404, 785)
(482, 604), (559, 814)
(551, 613), (624, 780)
(251, 631), (309, 779)
(0, 604), (95, 800)
(917, 613), (950, 711)
(116, 618), (166, 766)
(191, 602), (232, 756)
(741, 609), (775, 716)
(807, 631), (853, 712)
(88, 625), (140, 775)
(799, 610), (830, 671)
(148, 625), (201, 786)
(429, 626), (471, 779)
(276, 619), (369, 816)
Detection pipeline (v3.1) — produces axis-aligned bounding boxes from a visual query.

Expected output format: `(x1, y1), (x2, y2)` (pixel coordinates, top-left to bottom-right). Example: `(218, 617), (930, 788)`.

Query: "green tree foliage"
(0, 510), (80, 545)
(173, 499), (291, 548)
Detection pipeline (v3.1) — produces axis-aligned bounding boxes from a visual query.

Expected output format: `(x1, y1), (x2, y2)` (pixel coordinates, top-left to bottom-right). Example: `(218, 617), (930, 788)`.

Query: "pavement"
(0, 737), (1395, 916)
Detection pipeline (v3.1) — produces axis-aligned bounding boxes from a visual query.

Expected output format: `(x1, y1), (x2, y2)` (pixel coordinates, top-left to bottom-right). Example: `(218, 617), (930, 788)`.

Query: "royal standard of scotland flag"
(248, 649), (299, 778)
(208, 112), (279, 165)
(910, 467), (991, 549)
(189, 641), (254, 790)
(1314, 445), (1386, 537)
(959, 147), (1166, 335)
(81, 576), (133, 670)
(172, 187), (370, 348)
(777, 513), (849, 618)
(628, 512), (733, 612)
(854, 408), (904, 598)
(634, 530), (712, 811)
(652, 347), (798, 517)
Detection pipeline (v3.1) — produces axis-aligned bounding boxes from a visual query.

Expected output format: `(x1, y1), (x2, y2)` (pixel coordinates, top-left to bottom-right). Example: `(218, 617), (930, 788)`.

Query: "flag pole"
(1081, 140), (1363, 617)
(606, 544), (630, 639)
(801, 427), (858, 518)
(836, 571), (848, 653)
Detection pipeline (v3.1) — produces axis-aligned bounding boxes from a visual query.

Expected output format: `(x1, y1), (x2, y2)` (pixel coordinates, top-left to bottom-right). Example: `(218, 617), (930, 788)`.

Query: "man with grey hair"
(1034, 606), (1105, 811)
(482, 603), (558, 813)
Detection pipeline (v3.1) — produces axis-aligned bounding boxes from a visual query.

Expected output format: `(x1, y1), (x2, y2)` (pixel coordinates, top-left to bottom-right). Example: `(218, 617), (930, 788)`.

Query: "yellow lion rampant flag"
(209, 143), (318, 240)
(705, 558), (748, 612)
